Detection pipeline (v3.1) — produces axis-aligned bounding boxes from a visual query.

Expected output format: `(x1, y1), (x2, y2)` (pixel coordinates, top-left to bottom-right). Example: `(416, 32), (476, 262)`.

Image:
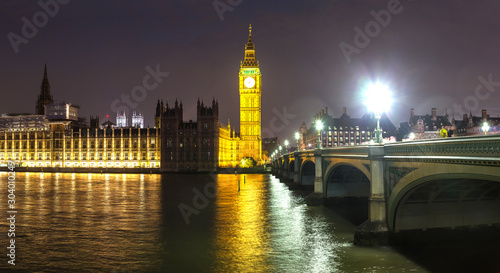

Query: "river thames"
(0, 172), (499, 272)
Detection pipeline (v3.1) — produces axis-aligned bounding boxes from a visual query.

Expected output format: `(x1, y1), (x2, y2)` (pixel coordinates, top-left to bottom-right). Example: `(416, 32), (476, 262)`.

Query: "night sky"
(1, 0), (500, 140)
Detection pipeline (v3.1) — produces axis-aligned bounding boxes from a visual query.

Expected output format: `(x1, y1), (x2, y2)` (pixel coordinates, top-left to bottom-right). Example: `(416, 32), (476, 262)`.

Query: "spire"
(35, 63), (54, 115)
(242, 24), (258, 68)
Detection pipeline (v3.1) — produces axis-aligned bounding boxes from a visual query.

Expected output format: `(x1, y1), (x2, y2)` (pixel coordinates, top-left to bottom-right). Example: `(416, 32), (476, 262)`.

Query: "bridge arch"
(324, 162), (371, 198)
(388, 169), (500, 232)
(300, 159), (315, 186)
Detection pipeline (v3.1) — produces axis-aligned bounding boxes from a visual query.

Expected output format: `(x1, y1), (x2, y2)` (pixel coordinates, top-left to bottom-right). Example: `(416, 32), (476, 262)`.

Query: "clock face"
(244, 77), (255, 88)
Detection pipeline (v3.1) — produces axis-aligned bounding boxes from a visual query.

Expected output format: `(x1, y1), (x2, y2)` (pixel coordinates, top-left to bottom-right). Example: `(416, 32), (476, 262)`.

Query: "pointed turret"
(155, 100), (161, 117)
(35, 64), (54, 115)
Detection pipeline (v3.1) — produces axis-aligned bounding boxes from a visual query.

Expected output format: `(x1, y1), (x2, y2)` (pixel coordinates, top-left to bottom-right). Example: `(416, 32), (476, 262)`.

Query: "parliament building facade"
(0, 26), (263, 172)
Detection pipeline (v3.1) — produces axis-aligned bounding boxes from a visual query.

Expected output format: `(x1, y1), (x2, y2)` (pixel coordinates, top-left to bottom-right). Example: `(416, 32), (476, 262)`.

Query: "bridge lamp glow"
(279, 145), (282, 155)
(315, 120), (323, 148)
(482, 122), (490, 135)
(364, 82), (392, 143)
(295, 132), (300, 151)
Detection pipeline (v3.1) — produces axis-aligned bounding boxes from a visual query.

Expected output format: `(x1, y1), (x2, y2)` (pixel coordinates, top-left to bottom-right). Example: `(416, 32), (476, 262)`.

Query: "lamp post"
(482, 122), (490, 135)
(284, 140), (289, 154)
(364, 82), (392, 144)
(295, 132), (300, 151)
(315, 119), (323, 148)
(279, 145), (282, 156)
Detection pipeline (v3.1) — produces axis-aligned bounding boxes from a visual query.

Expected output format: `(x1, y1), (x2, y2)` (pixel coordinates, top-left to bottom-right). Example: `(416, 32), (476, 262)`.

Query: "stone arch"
(300, 159), (315, 186)
(388, 169), (500, 231)
(324, 162), (371, 198)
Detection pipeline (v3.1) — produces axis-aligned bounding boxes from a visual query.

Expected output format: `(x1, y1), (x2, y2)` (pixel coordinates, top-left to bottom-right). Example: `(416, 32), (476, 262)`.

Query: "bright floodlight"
(279, 146), (282, 150)
(315, 120), (323, 131)
(284, 140), (289, 146)
(364, 82), (392, 115)
(295, 132), (300, 140)
(482, 122), (490, 135)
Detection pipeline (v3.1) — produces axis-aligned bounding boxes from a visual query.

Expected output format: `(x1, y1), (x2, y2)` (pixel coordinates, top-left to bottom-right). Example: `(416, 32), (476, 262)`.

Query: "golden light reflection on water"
(0, 172), (163, 272)
(213, 174), (273, 272)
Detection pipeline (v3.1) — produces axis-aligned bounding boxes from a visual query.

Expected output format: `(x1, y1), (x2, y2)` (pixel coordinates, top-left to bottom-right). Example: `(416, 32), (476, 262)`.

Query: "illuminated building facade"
(0, 65), (159, 169)
(218, 25), (262, 167)
(131, 111), (144, 128)
(1, 25), (266, 171)
(116, 111), (128, 128)
(0, 125), (160, 168)
(239, 25), (262, 162)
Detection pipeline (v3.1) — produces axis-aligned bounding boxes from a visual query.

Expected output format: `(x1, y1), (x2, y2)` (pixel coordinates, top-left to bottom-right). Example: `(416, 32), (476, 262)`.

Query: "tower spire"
(35, 64), (54, 115)
(242, 24), (258, 67)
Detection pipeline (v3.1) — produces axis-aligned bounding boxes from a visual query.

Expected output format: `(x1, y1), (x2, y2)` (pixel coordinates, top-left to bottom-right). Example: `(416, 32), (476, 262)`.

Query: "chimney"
(431, 108), (437, 121)
(463, 113), (468, 122)
(410, 108), (414, 118)
(343, 107), (347, 114)
(482, 109), (487, 121)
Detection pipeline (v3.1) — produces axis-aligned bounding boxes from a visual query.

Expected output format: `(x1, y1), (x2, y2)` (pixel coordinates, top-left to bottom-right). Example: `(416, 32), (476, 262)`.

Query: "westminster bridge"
(271, 134), (500, 245)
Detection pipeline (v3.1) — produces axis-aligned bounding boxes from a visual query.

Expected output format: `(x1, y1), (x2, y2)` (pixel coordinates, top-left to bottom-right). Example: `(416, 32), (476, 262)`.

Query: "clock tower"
(239, 25), (262, 162)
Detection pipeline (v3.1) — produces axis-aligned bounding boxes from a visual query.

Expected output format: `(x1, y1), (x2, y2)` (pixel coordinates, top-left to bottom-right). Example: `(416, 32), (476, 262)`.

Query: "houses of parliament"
(0, 26), (263, 172)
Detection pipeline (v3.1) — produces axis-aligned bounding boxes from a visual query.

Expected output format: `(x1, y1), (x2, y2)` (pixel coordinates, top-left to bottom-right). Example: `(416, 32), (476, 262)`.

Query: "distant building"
(453, 109), (500, 136)
(262, 137), (278, 160)
(45, 101), (79, 121)
(131, 111), (144, 128)
(116, 111), (127, 128)
(300, 107), (397, 148)
(409, 108), (451, 139)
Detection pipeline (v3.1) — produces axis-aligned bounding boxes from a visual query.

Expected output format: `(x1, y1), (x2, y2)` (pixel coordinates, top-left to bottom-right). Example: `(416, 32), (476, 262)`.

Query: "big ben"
(239, 25), (262, 162)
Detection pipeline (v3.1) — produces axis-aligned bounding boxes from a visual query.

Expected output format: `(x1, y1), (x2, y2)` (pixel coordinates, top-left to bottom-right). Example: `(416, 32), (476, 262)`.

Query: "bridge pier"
(281, 155), (290, 181)
(293, 153), (300, 183)
(354, 146), (388, 246)
(306, 148), (324, 206)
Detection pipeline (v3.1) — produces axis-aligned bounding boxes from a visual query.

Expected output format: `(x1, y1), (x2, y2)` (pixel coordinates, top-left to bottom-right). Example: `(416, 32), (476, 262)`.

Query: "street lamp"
(284, 140), (289, 154)
(295, 132), (300, 151)
(279, 145), (282, 155)
(364, 82), (392, 144)
(315, 119), (323, 148)
(482, 122), (490, 135)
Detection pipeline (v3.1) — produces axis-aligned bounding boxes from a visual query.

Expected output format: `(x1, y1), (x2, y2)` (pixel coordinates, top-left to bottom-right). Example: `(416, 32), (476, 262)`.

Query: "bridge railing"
(384, 134), (500, 157)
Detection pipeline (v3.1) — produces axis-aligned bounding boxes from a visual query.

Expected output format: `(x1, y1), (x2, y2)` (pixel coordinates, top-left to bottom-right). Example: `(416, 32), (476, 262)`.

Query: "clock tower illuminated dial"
(244, 77), (255, 88)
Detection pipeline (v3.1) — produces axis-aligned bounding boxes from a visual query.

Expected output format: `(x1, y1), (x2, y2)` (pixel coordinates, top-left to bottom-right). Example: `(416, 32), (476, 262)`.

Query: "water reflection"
(0, 172), (162, 272)
(0, 172), (454, 272)
(213, 174), (272, 272)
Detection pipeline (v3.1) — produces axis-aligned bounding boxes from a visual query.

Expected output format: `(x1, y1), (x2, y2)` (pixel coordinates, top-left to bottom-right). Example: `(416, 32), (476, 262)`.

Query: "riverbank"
(0, 166), (271, 174)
